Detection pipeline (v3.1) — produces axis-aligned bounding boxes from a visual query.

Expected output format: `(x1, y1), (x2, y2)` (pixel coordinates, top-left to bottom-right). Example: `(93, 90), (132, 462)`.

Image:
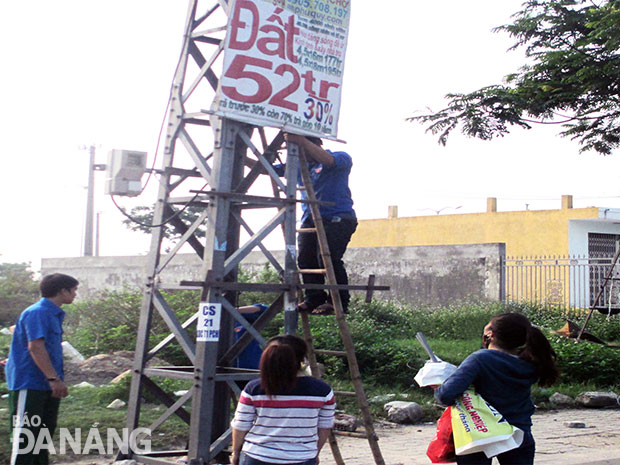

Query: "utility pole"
(83, 145), (96, 257)
(95, 212), (101, 257)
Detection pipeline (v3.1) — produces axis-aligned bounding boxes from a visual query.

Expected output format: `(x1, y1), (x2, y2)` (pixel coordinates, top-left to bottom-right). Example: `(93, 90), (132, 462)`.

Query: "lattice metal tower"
(120, 1), (304, 462)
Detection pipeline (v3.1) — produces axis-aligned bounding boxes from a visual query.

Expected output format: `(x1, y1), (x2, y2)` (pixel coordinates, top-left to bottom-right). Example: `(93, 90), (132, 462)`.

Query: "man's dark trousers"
(298, 217), (357, 311)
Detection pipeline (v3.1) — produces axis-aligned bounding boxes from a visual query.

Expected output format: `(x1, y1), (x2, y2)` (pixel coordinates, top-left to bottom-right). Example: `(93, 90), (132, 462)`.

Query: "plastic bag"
(414, 360), (457, 387)
(451, 390), (524, 458)
(426, 407), (456, 463)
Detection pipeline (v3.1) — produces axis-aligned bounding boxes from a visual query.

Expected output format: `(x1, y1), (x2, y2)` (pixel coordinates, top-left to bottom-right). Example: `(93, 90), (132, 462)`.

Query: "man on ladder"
(282, 133), (358, 315)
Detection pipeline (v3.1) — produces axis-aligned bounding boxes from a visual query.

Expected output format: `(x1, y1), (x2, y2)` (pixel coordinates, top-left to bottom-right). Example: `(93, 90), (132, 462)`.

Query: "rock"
(110, 369), (132, 384)
(550, 392), (575, 406)
(564, 421), (586, 428)
(62, 341), (85, 363)
(575, 391), (619, 408)
(1, 394), (8, 399)
(334, 413), (358, 432)
(384, 401), (423, 424)
(369, 394), (397, 404)
(107, 398), (127, 409)
(174, 390), (189, 397)
(0, 327), (12, 335)
(73, 381), (95, 388)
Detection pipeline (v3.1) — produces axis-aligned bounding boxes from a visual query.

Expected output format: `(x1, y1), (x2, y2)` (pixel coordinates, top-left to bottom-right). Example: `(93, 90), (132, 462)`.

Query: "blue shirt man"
(6, 273), (78, 465)
(283, 133), (358, 315)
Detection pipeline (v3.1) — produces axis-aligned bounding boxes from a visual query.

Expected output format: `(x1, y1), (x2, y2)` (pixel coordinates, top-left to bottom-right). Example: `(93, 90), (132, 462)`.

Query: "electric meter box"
(104, 149), (147, 197)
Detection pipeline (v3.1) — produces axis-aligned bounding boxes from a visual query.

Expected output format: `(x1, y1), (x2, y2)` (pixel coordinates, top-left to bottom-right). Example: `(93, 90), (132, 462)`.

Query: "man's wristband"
(47, 376), (58, 382)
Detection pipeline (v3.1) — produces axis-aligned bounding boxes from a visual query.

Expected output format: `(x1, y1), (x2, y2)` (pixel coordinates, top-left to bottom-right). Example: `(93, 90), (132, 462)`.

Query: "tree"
(409, 0), (620, 154)
(0, 263), (39, 326)
(122, 205), (207, 240)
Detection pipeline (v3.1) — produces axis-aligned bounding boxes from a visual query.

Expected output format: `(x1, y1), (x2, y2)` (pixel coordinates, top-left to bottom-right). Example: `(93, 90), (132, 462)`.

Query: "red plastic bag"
(427, 407), (456, 463)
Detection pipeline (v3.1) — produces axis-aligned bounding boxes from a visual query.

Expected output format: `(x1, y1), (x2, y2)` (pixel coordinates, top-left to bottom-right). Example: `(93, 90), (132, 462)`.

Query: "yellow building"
(351, 195), (620, 258)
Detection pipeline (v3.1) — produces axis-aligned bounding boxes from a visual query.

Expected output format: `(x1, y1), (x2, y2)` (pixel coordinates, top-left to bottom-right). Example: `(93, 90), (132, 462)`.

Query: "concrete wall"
(349, 204), (601, 257)
(42, 243), (505, 305)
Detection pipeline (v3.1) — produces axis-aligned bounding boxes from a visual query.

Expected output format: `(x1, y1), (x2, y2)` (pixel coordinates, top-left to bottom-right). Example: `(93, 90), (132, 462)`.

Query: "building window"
(588, 233), (620, 309)
(588, 233), (620, 257)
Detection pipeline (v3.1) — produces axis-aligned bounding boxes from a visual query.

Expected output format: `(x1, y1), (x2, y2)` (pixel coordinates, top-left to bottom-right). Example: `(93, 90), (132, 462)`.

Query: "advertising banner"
(214, 0), (351, 138)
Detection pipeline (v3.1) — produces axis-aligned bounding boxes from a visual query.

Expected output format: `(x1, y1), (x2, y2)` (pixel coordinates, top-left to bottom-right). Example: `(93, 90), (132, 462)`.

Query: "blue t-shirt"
(275, 150), (356, 223)
(5, 298), (66, 391)
(234, 304), (267, 369)
(434, 349), (539, 431)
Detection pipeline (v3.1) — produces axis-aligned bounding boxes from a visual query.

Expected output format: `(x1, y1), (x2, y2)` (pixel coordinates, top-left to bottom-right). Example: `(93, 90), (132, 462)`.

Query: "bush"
(310, 299), (500, 387)
(62, 279), (620, 390)
(309, 298), (619, 389)
(551, 336), (620, 386)
(62, 265), (285, 365)
(64, 288), (198, 364)
(64, 288), (143, 357)
(507, 302), (620, 342)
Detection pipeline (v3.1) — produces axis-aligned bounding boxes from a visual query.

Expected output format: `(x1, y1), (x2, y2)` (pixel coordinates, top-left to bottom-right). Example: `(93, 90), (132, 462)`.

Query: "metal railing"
(502, 255), (620, 314)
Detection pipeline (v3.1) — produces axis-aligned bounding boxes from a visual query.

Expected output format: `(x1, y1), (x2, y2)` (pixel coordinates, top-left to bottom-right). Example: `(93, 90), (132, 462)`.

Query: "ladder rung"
(297, 228), (317, 233)
(334, 390), (356, 397)
(334, 431), (370, 439)
(298, 268), (326, 274)
(315, 349), (347, 357)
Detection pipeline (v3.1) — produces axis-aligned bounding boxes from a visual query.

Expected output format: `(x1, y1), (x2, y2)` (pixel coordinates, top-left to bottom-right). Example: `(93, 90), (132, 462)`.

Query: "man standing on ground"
(284, 133), (357, 315)
(6, 273), (78, 465)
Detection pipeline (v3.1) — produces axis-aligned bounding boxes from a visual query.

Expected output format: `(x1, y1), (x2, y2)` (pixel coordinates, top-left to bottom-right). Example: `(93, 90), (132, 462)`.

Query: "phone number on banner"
(280, 0), (350, 18)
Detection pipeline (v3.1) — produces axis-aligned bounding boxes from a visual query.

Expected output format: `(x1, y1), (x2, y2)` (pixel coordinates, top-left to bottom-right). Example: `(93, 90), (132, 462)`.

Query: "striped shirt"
(231, 376), (335, 464)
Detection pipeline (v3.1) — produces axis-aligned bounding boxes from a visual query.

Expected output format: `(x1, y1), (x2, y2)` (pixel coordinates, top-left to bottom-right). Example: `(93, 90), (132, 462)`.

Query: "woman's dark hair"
(489, 312), (559, 387)
(268, 334), (308, 366)
(40, 273), (79, 298)
(259, 342), (299, 396)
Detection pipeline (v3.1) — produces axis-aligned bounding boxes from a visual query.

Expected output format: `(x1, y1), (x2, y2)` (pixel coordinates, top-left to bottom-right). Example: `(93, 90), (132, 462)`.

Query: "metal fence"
(502, 255), (620, 314)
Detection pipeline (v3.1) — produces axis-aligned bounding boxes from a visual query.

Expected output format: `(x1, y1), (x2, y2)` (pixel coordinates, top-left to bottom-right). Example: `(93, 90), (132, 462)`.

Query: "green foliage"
(62, 265), (284, 365)
(311, 298), (619, 390)
(0, 262), (39, 327)
(312, 299), (504, 388)
(64, 288), (198, 365)
(122, 205), (208, 240)
(507, 301), (620, 342)
(409, 0), (620, 154)
(61, 280), (619, 392)
(550, 335), (620, 385)
(237, 264), (282, 308)
(64, 288), (143, 357)
(94, 375), (192, 405)
(0, 333), (11, 362)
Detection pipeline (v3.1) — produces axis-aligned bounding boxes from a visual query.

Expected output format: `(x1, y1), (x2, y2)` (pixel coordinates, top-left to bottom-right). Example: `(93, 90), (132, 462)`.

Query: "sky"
(2, 0), (620, 270)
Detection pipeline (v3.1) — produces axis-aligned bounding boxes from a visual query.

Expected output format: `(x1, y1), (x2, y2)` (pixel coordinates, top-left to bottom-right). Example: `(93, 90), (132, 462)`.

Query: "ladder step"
(298, 268), (326, 274)
(334, 431), (372, 439)
(334, 390), (356, 397)
(297, 227), (317, 233)
(315, 349), (347, 357)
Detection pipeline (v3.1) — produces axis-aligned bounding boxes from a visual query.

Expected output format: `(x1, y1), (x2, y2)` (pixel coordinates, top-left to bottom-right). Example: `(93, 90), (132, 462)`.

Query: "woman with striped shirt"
(231, 335), (335, 465)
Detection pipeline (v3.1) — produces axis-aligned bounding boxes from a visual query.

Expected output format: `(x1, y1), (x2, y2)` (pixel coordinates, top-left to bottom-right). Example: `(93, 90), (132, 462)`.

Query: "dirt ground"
(64, 351), (167, 386)
(55, 407), (620, 465)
